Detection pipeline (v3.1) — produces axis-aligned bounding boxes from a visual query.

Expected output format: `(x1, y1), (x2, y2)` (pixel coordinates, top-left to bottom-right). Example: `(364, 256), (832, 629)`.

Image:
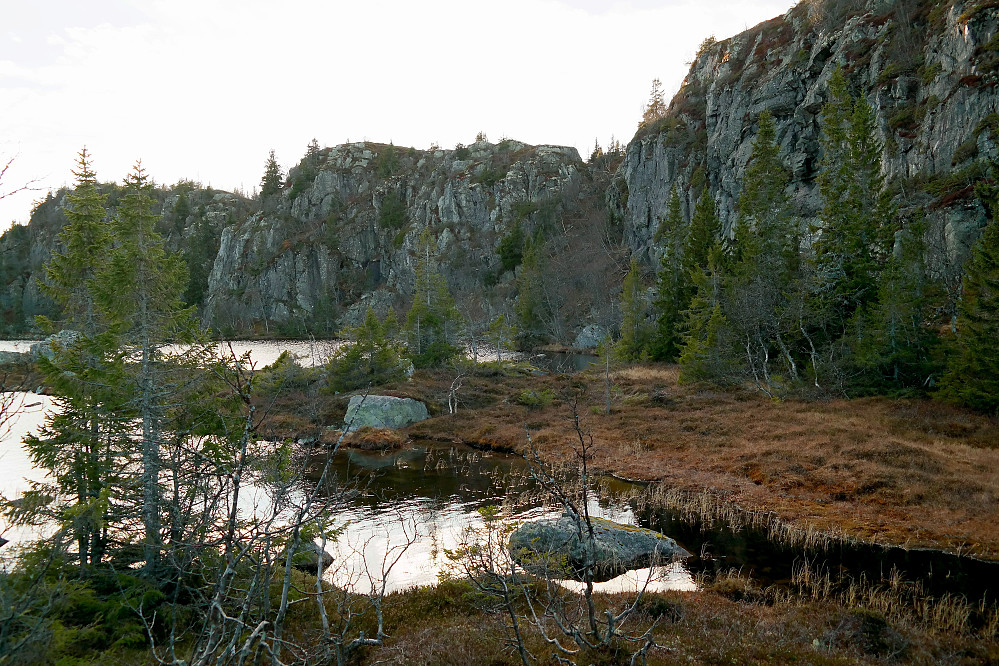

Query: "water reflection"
(308, 442), (695, 594)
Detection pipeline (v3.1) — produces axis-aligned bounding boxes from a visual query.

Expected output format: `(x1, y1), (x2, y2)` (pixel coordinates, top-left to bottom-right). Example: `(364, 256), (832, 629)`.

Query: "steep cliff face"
(616, 0), (999, 267)
(202, 139), (590, 335)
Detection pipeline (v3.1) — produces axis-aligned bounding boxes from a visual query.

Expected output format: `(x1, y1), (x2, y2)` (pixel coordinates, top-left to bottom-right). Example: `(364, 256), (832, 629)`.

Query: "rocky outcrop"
(509, 513), (690, 582)
(615, 0), (999, 270)
(202, 140), (588, 334)
(342, 394), (429, 433)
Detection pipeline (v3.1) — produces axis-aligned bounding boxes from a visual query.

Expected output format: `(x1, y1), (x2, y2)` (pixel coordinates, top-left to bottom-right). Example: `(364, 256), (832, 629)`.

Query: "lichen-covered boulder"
(342, 394), (429, 433)
(509, 514), (690, 582)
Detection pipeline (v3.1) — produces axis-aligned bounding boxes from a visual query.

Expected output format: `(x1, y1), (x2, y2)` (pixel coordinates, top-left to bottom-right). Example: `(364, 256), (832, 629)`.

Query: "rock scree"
(509, 513), (690, 582)
(342, 394), (429, 433)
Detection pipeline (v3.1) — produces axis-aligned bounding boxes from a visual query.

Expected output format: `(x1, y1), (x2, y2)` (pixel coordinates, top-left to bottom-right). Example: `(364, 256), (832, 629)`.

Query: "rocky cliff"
(614, 0), (999, 274)
(0, 139), (616, 341)
(201, 139), (599, 336)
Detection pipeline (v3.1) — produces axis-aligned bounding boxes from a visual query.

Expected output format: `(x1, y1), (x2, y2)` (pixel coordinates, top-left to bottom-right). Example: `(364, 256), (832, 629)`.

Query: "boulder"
(30, 330), (80, 361)
(509, 514), (690, 582)
(343, 394), (429, 433)
(573, 324), (607, 349)
(290, 540), (335, 573)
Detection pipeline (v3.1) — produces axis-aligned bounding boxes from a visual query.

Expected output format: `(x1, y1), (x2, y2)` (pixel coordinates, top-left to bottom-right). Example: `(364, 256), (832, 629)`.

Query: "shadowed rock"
(509, 513), (690, 582)
(291, 540), (335, 574)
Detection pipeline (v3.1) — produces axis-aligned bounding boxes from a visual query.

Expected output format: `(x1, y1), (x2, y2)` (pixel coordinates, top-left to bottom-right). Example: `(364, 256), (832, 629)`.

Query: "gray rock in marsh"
(509, 513), (689, 582)
(343, 394), (429, 433)
(30, 330), (80, 361)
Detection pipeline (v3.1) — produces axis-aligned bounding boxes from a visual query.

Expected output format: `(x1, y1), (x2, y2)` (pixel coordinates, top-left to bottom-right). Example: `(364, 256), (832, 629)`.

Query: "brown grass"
(399, 364), (999, 560)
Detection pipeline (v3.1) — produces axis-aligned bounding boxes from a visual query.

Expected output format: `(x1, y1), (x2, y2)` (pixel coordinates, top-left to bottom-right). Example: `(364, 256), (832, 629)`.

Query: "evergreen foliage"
(614, 257), (652, 361)
(649, 189), (687, 361)
(938, 186), (999, 413)
(514, 233), (546, 346)
(813, 67), (893, 336)
(497, 221), (525, 272)
(260, 149), (283, 199)
(641, 78), (668, 127)
(405, 228), (464, 367)
(326, 306), (408, 391)
(42, 148), (113, 334)
(850, 214), (940, 394)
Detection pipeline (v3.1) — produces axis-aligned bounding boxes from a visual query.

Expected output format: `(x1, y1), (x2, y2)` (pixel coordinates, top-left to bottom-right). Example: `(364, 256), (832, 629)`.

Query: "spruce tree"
(615, 257), (652, 361)
(813, 67), (892, 336)
(851, 214), (939, 393)
(96, 161), (194, 572)
(679, 244), (735, 382)
(26, 149), (128, 568)
(42, 148), (113, 333)
(260, 149), (283, 199)
(650, 189), (687, 361)
(514, 234), (545, 345)
(726, 111), (803, 393)
(405, 228), (463, 367)
(938, 207), (999, 413)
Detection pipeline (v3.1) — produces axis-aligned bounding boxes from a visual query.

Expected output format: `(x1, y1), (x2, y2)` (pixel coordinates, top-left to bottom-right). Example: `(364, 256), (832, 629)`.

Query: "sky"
(0, 0), (797, 232)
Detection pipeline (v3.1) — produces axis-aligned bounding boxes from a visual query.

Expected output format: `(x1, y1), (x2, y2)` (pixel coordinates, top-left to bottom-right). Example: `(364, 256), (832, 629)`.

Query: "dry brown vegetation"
(399, 363), (999, 560)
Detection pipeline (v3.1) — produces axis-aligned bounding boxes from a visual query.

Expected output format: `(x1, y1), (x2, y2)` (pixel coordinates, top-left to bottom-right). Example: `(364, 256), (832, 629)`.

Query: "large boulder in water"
(342, 394), (429, 433)
(509, 514), (690, 582)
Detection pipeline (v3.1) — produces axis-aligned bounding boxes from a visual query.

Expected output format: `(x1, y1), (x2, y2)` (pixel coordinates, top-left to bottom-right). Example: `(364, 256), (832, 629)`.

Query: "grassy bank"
(386, 364), (999, 562)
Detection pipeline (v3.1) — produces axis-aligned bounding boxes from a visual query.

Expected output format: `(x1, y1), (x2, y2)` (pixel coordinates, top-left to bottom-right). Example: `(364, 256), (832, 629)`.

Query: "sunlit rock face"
(614, 0), (998, 268)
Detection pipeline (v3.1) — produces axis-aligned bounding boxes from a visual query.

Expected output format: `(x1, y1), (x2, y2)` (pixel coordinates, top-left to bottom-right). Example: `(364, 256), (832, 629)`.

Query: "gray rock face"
(30, 330), (80, 360)
(509, 514), (690, 582)
(202, 140), (586, 334)
(342, 394), (429, 433)
(615, 1), (998, 273)
(573, 324), (607, 349)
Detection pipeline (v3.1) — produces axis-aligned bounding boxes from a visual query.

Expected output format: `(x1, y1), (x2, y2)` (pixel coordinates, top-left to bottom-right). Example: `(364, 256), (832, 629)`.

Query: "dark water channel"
(307, 440), (999, 605)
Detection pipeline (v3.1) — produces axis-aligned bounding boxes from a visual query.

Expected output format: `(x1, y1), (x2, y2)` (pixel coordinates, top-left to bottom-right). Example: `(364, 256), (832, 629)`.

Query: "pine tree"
(614, 257), (652, 361)
(260, 149), (283, 199)
(96, 161), (194, 572)
(405, 228), (463, 367)
(938, 198), (999, 413)
(649, 189), (687, 361)
(42, 147), (113, 334)
(641, 78), (668, 127)
(813, 67), (892, 336)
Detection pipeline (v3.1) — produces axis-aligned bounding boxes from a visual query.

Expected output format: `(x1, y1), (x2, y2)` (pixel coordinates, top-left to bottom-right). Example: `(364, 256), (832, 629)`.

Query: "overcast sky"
(0, 0), (797, 231)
